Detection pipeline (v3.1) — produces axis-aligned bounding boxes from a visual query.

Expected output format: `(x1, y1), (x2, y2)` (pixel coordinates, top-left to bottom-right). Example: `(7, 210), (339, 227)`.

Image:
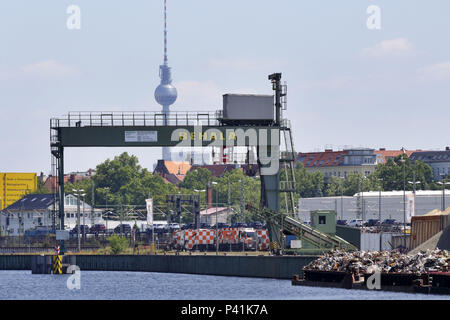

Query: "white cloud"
(416, 61), (450, 82)
(362, 38), (413, 59)
(0, 60), (80, 80)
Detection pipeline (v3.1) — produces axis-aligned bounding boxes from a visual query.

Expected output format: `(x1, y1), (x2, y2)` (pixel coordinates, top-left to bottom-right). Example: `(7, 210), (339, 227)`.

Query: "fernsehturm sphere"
(155, 0), (177, 161)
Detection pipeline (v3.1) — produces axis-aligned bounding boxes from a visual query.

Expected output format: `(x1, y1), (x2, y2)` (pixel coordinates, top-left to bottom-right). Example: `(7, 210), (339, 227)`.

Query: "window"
(319, 216), (326, 224)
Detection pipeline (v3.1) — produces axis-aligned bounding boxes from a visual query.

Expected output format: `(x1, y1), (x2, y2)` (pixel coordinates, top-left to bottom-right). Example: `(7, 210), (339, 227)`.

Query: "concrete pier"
(0, 254), (317, 279)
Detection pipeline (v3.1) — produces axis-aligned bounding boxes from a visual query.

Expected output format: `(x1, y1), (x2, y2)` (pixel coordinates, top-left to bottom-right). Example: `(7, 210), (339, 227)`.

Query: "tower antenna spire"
(164, 0), (168, 65)
(155, 0), (177, 160)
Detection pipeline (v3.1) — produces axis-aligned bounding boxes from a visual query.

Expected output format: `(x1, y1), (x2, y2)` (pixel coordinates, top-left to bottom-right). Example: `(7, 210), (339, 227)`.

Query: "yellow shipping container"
(0, 173), (37, 210)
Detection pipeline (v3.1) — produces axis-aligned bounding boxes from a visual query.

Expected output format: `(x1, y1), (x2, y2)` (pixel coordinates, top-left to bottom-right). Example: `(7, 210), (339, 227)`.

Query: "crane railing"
(246, 204), (357, 251)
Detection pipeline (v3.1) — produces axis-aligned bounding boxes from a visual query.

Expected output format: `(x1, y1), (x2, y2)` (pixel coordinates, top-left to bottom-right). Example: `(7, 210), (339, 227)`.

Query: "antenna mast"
(164, 0), (168, 65)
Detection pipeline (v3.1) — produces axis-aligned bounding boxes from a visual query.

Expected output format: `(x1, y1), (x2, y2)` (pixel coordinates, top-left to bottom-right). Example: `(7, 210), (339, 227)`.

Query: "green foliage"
(107, 234), (129, 255)
(375, 155), (434, 191)
(30, 179), (52, 195)
(294, 163), (325, 198)
(179, 167), (213, 190)
(65, 152), (177, 208)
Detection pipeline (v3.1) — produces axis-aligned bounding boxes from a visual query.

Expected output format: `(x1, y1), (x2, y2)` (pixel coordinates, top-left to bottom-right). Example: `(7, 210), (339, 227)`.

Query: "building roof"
(4, 194), (55, 211)
(3, 193), (93, 211)
(163, 173), (183, 185)
(374, 149), (418, 163)
(353, 190), (449, 197)
(199, 207), (230, 215)
(153, 160), (191, 184)
(297, 151), (347, 168)
(410, 150), (450, 163)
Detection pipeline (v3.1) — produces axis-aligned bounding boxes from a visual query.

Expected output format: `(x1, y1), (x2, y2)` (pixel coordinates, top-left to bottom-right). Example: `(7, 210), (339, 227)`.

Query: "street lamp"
(437, 178), (450, 211)
(104, 187), (110, 232)
(73, 189), (85, 252)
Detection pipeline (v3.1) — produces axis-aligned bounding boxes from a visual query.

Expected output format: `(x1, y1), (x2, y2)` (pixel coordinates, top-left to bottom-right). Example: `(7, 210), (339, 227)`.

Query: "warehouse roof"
(4, 194), (54, 211)
(410, 150), (450, 163)
(353, 190), (450, 197)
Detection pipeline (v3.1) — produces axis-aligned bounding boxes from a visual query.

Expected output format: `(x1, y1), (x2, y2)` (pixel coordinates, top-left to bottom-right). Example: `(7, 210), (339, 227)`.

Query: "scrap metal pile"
(304, 249), (450, 275)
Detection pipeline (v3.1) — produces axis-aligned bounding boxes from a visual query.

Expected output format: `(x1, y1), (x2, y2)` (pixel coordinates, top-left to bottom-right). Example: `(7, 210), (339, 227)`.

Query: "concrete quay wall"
(0, 254), (317, 279)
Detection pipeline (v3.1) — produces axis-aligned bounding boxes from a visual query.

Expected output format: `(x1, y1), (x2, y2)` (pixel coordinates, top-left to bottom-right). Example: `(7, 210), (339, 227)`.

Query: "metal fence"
(50, 111), (221, 128)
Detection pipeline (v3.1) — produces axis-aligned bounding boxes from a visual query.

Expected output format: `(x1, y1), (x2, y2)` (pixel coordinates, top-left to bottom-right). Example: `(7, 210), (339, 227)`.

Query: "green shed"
(310, 210), (337, 235)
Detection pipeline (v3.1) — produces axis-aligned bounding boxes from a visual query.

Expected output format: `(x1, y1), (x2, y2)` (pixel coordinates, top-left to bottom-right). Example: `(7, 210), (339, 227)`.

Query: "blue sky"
(0, 1), (449, 174)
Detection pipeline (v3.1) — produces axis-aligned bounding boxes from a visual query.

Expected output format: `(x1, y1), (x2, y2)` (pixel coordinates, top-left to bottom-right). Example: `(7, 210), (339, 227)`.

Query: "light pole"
(104, 187), (110, 232)
(211, 181), (219, 255)
(339, 177), (344, 220)
(408, 178), (421, 219)
(82, 194), (86, 242)
(73, 189), (85, 252)
(399, 158), (407, 249)
(437, 178), (450, 211)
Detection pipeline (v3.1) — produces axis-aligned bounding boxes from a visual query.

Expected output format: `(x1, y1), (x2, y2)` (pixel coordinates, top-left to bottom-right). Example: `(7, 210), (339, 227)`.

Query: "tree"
(294, 163), (325, 198)
(92, 152), (177, 207)
(107, 234), (128, 255)
(179, 167), (213, 191)
(375, 155), (434, 191)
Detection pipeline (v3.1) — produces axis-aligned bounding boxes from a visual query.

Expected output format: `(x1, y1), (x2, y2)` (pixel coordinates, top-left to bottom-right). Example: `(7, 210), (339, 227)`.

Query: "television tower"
(155, 0), (177, 160)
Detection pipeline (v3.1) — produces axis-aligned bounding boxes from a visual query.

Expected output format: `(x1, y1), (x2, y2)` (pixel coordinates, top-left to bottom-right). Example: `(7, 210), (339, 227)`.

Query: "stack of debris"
(304, 249), (449, 275)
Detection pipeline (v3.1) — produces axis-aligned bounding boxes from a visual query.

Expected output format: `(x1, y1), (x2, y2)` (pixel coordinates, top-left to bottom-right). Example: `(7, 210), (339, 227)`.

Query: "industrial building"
(0, 193), (103, 236)
(298, 190), (450, 223)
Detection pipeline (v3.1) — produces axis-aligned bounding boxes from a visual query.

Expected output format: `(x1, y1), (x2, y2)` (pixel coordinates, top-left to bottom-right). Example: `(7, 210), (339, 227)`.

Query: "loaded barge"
(292, 270), (450, 295)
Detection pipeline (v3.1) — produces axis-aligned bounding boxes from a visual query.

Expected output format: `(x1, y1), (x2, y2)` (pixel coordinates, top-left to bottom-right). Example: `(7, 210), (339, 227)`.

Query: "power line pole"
(240, 179), (245, 222)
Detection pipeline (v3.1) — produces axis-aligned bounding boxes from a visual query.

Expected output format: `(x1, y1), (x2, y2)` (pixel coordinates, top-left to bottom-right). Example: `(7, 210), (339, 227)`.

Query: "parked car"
(90, 224), (106, 234)
(153, 224), (167, 234)
(25, 226), (56, 237)
(347, 219), (363, 227)
(231, 222), (248, 228)
(364, 219), (380, 227)
(200, 223), (211, 229)
(70, 225), (90, 235)
(168, 223), (181, 231)
(114, 224), (132, 234)
(216, 222), (231, 229)
(336, 220), (348, 226)
(381, 219), (397, 226)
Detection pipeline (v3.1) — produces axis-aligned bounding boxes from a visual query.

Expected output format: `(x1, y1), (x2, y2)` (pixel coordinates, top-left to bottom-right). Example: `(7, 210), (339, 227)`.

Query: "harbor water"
(0, 270), (449, 300)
